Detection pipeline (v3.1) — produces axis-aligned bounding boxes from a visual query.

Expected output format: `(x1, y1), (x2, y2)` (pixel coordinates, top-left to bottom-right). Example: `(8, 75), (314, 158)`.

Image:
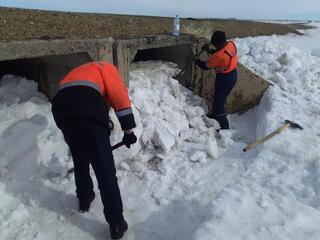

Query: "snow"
(281, 22), (320, 57)
(259, 20), (309, 25)
(1, 24), (320, 239)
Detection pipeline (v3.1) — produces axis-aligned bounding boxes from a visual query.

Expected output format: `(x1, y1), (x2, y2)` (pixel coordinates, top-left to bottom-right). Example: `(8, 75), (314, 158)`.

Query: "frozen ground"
(1, 24), (320, 239)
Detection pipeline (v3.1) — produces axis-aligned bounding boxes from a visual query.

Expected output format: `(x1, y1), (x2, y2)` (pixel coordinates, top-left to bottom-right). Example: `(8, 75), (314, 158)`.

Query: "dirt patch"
(0, 7), (311, 42)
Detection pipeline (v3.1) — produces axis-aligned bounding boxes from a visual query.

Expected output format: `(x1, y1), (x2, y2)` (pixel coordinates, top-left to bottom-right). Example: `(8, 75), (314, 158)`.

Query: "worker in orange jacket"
(195, 31), (238, 129)
(52, 61), (136, 239)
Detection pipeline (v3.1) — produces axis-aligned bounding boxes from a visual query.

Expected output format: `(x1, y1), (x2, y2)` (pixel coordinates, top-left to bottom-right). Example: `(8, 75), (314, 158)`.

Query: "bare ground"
(0, 7), (311, 42)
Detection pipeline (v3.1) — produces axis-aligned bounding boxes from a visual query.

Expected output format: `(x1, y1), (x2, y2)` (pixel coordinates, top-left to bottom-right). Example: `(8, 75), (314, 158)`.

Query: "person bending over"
(52, 61), (137, 239)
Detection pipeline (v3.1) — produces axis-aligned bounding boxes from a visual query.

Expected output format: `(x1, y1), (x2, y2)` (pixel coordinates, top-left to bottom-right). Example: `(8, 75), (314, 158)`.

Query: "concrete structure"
(193, 62), (271, 113)
(113, 34), (197, 87)
(0, 34), (270, 114)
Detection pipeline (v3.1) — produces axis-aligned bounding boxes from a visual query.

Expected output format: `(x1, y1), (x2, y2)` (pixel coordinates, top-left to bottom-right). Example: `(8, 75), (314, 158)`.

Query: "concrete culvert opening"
(0, 52), (92, 100)
(133, 44), (194, 88)
(0, 59), (42, 84)
(112, 35), (197, 87)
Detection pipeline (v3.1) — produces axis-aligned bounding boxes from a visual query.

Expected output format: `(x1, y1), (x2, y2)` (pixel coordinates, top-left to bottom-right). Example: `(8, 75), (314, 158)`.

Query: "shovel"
(173, 49), (204, 79)
(243, 120), (303, 152)
(66, 141), (125, 176)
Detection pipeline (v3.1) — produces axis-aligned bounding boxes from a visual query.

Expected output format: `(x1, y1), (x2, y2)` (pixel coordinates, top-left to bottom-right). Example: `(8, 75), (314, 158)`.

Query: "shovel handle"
(174, 49), (204, 78)
(243, 123), (291, 152)
(111, 141), (125, 150)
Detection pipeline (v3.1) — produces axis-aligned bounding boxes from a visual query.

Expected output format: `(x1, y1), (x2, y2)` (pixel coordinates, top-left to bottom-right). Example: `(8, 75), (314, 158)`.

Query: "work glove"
(194, 59), (211, 70)
(122, 131), (137, 148)
(194, 59), (202, 66)
(201, 43), (211, 53)
(194, 58), (206, 68)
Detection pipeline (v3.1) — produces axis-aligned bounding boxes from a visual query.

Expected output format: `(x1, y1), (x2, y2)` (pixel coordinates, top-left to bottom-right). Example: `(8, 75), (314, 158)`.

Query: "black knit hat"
(211, 31), (227, 46)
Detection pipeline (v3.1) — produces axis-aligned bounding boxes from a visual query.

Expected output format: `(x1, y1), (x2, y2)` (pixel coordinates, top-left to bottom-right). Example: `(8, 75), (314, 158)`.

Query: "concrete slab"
(194, 63), (271, 114)
(0, 38), (114, 62)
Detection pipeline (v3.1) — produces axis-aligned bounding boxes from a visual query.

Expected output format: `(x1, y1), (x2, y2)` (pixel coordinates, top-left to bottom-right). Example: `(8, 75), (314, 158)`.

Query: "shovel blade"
(284, 120), (303, 130)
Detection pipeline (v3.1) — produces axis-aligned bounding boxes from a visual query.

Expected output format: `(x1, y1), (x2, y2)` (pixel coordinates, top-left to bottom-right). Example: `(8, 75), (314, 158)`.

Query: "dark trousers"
(54, 115), (124, 224)
(212, 69), (237, 117)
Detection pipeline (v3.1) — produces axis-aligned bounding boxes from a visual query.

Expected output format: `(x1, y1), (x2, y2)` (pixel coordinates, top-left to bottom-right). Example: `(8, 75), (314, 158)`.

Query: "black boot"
(216, 115), (230, 129)
(79, 193), (95, 212)
(206, 113), (230, 129)
(206, 112), (215, 119)
(110, 220), (128, 239)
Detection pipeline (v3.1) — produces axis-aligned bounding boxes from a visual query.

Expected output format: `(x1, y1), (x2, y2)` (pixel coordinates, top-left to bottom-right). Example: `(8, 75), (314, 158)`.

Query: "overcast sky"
(1, 0), (320, 20)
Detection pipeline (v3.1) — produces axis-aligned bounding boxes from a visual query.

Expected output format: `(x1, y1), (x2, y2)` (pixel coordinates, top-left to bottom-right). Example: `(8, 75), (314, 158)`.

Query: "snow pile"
(234, 32), (320, 137)
(189, 28), (320, 240)
(0, 62), (222, 239)
(109, 61), (220, 163)
(236, 23), (320, 91)
(129, 61), (218, 157)
(0, 76), (74, 240)
(0, 75), (70, 179)
(236, 35), (320, 92)
(281, 22), (320, 56)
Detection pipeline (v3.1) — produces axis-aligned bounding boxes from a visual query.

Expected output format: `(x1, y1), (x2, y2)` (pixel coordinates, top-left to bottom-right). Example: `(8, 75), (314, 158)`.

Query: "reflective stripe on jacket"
(207, 41), (238, 74)
(59, 61), (135, 130)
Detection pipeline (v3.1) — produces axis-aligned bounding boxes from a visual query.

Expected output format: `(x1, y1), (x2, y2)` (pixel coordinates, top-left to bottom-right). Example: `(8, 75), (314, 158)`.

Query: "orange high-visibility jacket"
(207, 41), (238, 74)
(59, 61), (134, 127)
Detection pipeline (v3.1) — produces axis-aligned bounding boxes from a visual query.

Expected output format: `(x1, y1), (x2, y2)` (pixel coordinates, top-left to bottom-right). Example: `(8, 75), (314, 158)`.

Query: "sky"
(0, 0), (320, 20)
